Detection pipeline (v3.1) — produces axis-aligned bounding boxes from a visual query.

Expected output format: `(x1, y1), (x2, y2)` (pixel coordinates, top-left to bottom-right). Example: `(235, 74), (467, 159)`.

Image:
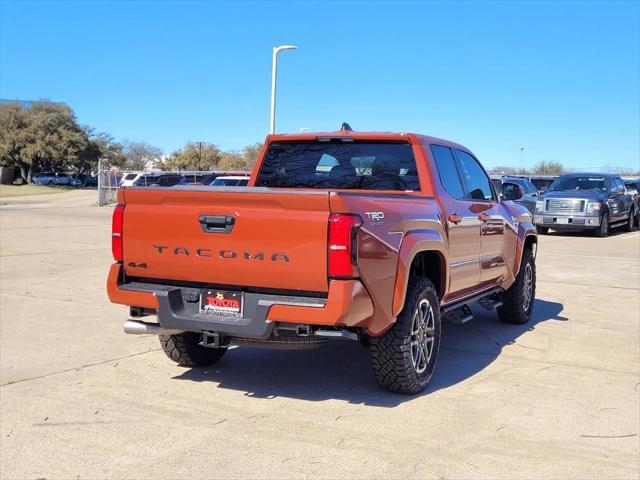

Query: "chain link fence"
(96, 167), (248, 206)
(97, 170), (121, 206)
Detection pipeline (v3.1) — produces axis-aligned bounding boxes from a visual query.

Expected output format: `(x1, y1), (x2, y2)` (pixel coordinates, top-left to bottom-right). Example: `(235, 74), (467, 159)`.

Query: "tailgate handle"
(199, 215), (235, 233)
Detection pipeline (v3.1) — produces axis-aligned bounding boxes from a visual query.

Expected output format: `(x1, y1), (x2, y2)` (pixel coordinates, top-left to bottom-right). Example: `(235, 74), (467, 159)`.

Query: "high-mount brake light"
(328, 213), (362, 278)
(112, 204), (125, 262)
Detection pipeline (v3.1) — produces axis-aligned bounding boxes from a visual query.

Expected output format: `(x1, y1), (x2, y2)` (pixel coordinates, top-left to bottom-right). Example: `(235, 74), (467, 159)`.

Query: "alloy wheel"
(410, 299), (435, 374)
(522, 263), (533, 312)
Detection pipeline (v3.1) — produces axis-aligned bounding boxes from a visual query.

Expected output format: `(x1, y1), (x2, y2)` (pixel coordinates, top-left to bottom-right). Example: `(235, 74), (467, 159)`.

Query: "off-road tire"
(369, 277), (441, 394)
(159, 332), (226, 367)
(536, 226), (549, 235)
(594, 212), (609, 237)
(625, 209), (635, 232)
(498, 248), (536, 324)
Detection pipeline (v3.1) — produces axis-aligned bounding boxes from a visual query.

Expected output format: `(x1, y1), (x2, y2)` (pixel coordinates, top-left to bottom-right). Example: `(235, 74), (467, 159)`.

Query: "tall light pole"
(270, 45), (297, 134)
(520, 147), (525, 173)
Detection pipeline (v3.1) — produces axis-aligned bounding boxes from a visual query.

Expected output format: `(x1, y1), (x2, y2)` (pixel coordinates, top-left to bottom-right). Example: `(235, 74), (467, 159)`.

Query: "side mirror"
(502, 183), (523, 201)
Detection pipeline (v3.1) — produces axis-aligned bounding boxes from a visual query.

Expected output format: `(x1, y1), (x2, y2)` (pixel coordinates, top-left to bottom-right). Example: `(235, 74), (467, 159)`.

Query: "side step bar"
(442, 288), (503, 325)
(441, 287), (502, 314)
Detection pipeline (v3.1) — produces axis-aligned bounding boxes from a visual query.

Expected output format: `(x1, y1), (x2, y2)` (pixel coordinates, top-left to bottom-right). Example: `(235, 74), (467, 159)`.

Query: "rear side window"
(456, 150), (494, 201)
(256, 142), (420, 191)
(430, 145), (464, 199)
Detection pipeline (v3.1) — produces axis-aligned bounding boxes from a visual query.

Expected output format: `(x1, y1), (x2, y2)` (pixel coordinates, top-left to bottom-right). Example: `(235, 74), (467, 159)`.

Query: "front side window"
(256, 141), (419, 191)
(525, 181), (537, 194)
(455, 150), (494, 201)
(430, 145), (465, 199)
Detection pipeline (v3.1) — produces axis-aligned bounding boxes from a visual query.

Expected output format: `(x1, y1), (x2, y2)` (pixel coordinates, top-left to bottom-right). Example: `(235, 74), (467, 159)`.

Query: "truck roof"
(267, 129), (469, 151)
(560, 172), (619, 178)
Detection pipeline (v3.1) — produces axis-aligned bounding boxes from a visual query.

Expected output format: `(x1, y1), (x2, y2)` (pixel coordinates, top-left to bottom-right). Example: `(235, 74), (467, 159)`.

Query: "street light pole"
(520, 147), (525, 173)
(270, 45), (297, 134)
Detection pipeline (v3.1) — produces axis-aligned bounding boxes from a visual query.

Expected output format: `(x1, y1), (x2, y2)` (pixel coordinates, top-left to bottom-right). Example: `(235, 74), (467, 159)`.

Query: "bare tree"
(122, 140), (162, 171)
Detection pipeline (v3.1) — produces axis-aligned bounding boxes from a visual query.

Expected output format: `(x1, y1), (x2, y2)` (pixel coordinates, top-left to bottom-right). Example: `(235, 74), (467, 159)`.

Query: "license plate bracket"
(200, 290), (244, 318)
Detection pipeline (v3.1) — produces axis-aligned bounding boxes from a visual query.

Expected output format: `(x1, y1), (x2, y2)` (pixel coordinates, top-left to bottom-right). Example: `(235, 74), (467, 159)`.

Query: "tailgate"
(121, 187), (330, 292)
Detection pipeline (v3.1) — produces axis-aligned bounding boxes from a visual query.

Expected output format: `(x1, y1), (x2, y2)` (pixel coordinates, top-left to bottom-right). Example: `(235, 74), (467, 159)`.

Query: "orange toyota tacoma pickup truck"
(107, 125), (537, 393)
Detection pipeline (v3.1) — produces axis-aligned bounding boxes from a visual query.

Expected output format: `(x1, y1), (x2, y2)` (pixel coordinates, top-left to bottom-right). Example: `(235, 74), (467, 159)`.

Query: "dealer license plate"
(200, 290), (244, 318)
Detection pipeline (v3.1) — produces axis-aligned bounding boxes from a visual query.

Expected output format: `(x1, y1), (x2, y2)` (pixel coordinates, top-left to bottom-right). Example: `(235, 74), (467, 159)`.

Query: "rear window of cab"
(256, 141), (420, 191)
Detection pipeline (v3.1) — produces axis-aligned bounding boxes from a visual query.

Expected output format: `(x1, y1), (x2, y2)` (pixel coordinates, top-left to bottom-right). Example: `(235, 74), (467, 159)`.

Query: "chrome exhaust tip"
(123, 320), (183, 336)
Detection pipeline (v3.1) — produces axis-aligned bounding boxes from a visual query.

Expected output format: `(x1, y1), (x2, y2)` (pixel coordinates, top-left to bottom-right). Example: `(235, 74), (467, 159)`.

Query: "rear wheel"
(369, 277), (441, 394)
(498, 248), (536, 324)
(159, 332), (226, 367)
(536, 226), (549, 235)
(594, 212), (609, 237)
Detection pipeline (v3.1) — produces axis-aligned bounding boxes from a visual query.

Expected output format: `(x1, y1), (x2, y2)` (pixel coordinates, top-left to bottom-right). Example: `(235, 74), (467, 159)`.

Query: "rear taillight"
(328, 213), (362, 278)
(111, 204), (125, 262)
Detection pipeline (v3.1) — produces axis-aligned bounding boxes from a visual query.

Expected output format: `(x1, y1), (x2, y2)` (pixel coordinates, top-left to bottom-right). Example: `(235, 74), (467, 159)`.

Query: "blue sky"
(1, 0), (639, 170)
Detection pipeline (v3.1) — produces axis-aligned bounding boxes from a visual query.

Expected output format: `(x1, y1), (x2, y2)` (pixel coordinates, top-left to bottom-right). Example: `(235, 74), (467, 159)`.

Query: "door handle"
(478, 213), (491, 222)
(448, 213), (463, 225)
(199, 214), (235, 233)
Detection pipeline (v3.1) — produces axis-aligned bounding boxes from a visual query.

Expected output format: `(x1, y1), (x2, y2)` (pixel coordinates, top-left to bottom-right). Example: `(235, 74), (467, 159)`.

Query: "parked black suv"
(534, 173), (636, 237)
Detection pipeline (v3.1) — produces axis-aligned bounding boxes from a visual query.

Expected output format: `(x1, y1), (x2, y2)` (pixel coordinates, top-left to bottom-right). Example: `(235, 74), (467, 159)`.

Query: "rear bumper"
(106, 263), (375, 339)
(534, 213), (600, 229)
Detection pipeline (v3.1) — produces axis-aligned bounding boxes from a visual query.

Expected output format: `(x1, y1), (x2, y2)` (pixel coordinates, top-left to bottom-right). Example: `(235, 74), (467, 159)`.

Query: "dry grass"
(0, 184), (75, 198)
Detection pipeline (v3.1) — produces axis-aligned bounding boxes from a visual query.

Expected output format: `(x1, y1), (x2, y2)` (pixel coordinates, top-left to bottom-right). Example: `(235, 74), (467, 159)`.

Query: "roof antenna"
(340, 122), (353, 132)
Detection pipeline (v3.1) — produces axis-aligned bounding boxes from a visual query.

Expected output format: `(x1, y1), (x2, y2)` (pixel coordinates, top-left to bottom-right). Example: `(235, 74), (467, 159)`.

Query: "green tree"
(531, 160), (565, 176)
(216, 143), (263, 171)
(0, 103), (31, 181)
(89, 131), (126, 170)
(0, 101), (91, 182)
(241, 142), (263, 170)
(218, 151), (246, 171)
(162, 142), (221, 171)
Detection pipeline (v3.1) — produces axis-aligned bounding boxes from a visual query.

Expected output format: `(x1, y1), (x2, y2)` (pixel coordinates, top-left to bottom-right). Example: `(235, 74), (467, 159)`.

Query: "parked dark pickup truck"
(107, 126), (537, 394)
(534, 173), (636, 237)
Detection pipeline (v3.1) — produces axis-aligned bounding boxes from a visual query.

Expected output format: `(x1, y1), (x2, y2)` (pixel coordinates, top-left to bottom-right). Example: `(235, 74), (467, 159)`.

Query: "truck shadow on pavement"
(174, 298), (566, 407)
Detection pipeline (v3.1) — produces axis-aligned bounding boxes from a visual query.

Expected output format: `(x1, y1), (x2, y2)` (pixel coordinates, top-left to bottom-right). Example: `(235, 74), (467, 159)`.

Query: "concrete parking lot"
(1, 190), (638, 479)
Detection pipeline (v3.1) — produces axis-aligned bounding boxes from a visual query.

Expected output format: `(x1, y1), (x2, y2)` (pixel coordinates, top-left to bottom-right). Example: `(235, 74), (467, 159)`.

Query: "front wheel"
(498, 248), (536, 324)
(159, 332), (226, 367)
(536, 226), (549, 235)
(594, 212), (609, 237)
(369, 277), (441, 394)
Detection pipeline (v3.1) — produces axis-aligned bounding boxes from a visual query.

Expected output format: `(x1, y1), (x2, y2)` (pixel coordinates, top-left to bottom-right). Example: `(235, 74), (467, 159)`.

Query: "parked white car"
(209, 175), (249, 186)
(119, 173), (143, 187)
